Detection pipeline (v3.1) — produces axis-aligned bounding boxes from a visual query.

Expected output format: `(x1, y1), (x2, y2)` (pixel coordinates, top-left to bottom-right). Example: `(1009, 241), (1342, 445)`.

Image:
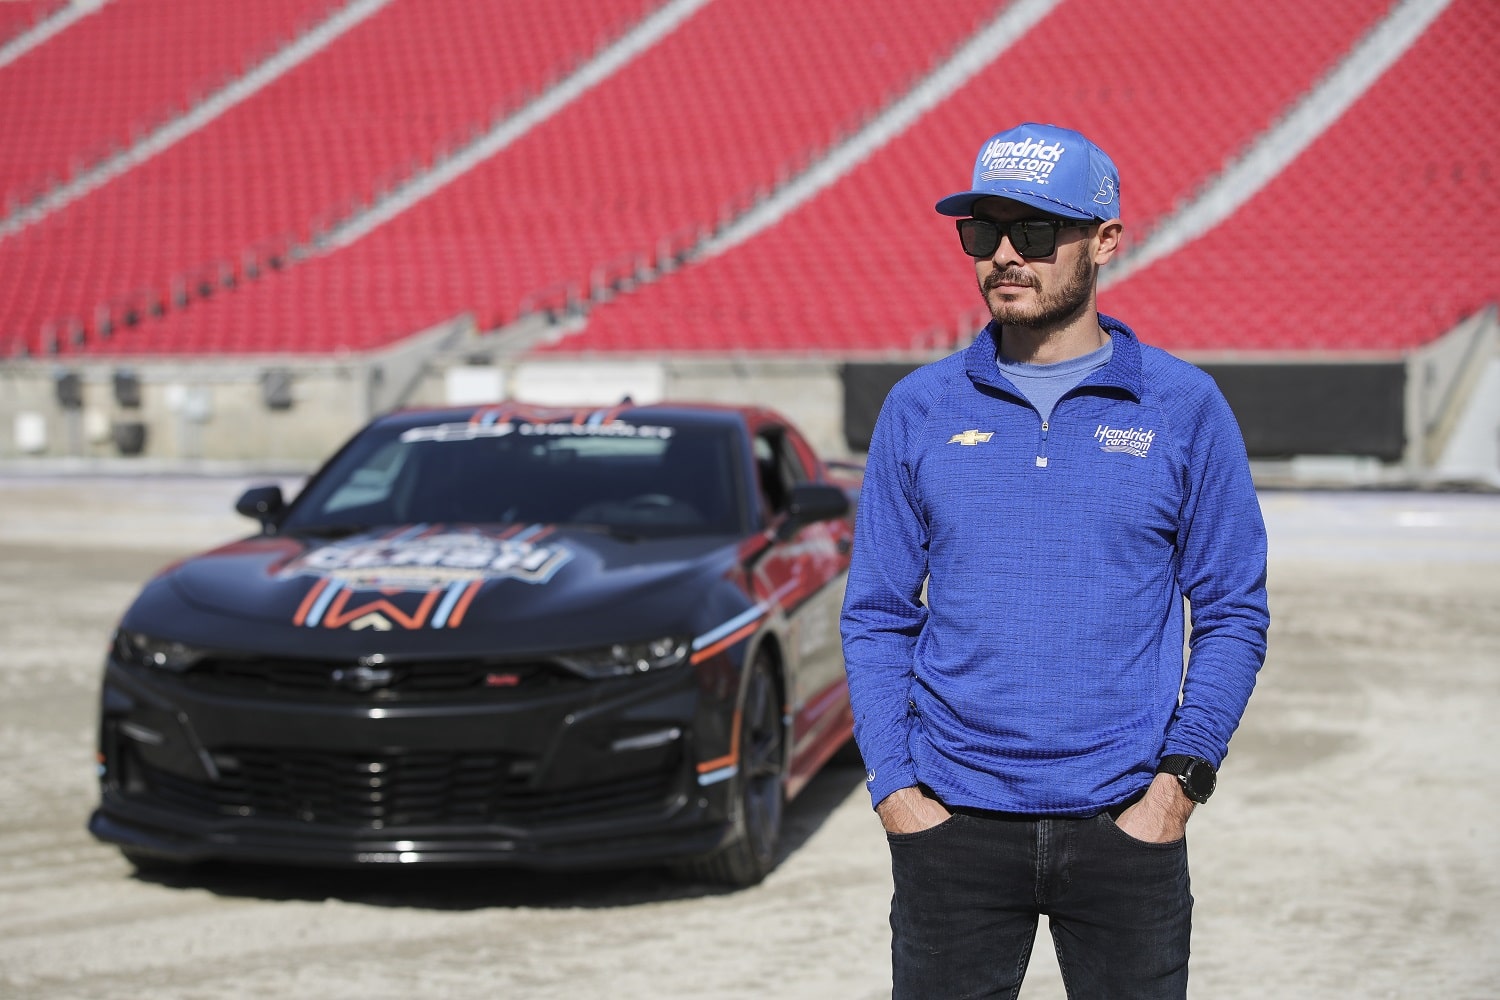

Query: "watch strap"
(1156, 754), (1204, 776)
(1157, 754), (1216, 802)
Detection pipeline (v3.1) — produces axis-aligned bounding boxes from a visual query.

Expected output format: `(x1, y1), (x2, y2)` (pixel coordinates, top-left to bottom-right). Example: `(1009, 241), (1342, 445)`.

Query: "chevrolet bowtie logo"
(948, 430), (995, 446)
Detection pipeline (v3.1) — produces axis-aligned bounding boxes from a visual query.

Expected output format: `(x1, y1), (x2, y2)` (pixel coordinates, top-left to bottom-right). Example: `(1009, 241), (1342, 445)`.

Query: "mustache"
(983, 269), (1034, 291)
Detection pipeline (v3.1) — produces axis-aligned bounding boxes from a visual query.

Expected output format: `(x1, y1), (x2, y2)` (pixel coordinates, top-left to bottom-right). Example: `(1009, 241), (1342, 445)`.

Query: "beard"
(978, 245), (1095, 331)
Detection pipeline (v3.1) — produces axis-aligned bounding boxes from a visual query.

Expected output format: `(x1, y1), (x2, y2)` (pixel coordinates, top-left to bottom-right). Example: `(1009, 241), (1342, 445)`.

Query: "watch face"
(1186, 762), (1217, 799)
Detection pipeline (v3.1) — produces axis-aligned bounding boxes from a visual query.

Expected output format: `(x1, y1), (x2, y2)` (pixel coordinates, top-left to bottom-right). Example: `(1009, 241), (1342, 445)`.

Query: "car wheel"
(681, 651), (785, 888)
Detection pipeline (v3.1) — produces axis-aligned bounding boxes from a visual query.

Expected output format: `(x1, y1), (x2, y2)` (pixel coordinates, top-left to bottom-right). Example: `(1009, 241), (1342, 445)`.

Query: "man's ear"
(1093, 219), (1124, 264)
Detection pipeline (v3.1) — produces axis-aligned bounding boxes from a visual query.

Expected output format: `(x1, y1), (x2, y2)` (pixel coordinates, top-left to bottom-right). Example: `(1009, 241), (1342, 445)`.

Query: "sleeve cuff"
(864, 764), (919, 810)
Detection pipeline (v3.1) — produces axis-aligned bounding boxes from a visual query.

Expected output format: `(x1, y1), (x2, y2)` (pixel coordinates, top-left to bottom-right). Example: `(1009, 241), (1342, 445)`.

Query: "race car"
(89, 400), (861, 887)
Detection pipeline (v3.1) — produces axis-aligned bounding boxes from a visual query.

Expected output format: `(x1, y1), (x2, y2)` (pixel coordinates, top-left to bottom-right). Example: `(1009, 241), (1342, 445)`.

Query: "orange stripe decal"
(321, 588), (441, 630)
(293, 577), (330, 626)
(445, 579), (483, 628)
(690, 621), (760, 664)
(697, 706), (743, 773)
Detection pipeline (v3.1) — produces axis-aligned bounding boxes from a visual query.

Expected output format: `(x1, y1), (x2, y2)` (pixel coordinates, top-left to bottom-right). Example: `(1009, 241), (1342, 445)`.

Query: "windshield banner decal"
(400, 419), (675, 444)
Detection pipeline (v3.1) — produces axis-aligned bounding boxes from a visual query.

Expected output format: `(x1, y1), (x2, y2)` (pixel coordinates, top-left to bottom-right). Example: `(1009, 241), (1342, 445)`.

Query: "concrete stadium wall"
(2, 310), (1495, 489)
(0, 357), (369, 466)
(0, 315), (477, 469)
(0, 351), (855, 469)
(837, 310), (1500, 489)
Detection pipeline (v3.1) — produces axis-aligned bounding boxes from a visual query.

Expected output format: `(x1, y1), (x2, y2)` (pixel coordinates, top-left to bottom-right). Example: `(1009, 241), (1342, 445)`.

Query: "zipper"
(1036, 418), (1050, 468)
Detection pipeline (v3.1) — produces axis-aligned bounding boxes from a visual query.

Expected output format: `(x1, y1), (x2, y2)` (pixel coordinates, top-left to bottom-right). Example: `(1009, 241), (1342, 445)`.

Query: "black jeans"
(887, 808), (1192, 1000)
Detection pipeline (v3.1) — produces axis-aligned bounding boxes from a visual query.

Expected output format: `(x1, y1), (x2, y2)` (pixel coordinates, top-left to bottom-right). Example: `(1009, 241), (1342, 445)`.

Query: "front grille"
(136, 746), (679, 828)
(179, 656), (584, 700)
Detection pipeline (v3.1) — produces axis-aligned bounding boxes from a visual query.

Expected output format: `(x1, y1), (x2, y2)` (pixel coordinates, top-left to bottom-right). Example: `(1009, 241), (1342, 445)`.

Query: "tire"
(680, 651), (786, 888)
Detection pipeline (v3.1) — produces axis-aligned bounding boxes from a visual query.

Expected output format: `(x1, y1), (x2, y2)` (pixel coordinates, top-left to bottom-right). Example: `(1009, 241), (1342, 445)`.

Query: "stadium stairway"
(541, 0), (1406, 354)
(24, 0), (1007, 357)
(0, 1), (67, 53)
(5, 0), (1492, 363)
(0, 0), (665, 357)
(0, 0), (344, 217)
(1098, 0), (1498, 354)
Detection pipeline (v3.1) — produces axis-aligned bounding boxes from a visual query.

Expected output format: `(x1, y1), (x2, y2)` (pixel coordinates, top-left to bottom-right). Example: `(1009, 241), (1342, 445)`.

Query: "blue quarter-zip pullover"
(840, 315), (1269, 815)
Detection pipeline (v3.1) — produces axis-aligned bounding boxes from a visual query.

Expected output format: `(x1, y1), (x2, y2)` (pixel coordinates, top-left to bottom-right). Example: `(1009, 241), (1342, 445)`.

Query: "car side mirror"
(783, 482), (850, 532)
(235, 485), (285, 528)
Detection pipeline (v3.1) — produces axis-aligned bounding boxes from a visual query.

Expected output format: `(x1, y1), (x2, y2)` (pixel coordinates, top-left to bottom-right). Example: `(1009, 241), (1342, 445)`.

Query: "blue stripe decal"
(697, 765), (738, 787)
(304, 579), (342, 627)
(430, 580), (470, 629)
(693, 603), (768, 651)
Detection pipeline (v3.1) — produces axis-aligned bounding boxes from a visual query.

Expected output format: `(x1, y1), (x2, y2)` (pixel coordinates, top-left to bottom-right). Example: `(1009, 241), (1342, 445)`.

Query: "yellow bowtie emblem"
(948, 430), (995, 446)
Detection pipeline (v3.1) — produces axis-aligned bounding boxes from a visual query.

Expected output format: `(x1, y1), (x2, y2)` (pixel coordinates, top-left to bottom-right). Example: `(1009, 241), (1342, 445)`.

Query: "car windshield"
(280, 414), (746, 537)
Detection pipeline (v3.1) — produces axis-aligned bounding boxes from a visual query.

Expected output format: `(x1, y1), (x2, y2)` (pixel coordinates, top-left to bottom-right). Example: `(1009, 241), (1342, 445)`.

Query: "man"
(840, 122), (1269, 999)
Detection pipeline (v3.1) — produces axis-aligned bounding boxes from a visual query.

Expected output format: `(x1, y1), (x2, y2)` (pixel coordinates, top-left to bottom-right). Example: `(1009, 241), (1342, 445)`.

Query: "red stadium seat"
(1100, 0), (1499, 353)
(0, 1), (63, 47)
(52, 0), (1008, 355)
(557, 0), (1389, 354)
(1, 0), (660, 356)
(1, 0), (1490, 361)
(0, 0), (342, 212)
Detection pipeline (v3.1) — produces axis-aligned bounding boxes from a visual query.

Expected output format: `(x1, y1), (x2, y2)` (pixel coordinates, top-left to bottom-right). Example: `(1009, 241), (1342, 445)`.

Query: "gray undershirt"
(995, 334), (1114, 422)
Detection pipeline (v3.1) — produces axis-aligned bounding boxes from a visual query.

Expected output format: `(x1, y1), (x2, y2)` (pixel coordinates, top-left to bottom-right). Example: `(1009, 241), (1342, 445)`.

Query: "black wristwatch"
(1156, 754), (1217, 804)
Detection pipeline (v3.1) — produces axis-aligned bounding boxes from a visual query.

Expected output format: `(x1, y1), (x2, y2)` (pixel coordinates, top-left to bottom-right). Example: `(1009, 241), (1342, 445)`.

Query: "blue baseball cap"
(935, 122), (1121, 221)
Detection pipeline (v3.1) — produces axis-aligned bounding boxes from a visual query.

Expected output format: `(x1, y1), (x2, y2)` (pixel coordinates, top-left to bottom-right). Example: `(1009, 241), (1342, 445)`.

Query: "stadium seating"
(1097, 0), (1499, 353)
(0, 0), (1492, 360)
(86, 0), (1009, 355)
(1, 0), (662, 356)
(0, 1), (62, 47)
(0, 0), (340, 212)
(553, 0), (1391, 354)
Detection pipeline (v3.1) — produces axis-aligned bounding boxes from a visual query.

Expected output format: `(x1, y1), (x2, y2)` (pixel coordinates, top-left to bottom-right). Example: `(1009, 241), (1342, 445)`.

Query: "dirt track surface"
(1, 475), (1497, 999)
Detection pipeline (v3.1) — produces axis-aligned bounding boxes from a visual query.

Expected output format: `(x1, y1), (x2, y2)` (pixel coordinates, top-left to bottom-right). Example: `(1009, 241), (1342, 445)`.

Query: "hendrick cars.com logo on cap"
(978, 134), (1066, 185)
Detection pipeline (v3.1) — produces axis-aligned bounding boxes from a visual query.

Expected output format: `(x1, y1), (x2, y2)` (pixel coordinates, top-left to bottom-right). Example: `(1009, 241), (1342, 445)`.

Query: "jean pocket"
(885, 811), (967, 845)
(1098, 811), (1186, 850)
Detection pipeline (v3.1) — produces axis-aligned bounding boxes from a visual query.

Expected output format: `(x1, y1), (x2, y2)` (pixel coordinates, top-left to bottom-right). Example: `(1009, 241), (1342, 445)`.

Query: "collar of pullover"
(964, 313), (1145, 404)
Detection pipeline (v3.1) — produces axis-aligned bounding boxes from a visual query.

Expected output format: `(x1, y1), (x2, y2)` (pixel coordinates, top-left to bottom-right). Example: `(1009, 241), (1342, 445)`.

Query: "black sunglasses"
(956, 217), (1094, 259)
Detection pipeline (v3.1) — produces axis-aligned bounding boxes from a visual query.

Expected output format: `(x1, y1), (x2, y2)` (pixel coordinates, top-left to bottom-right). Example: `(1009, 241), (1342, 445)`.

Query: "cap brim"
(934, 189), (1094, 220)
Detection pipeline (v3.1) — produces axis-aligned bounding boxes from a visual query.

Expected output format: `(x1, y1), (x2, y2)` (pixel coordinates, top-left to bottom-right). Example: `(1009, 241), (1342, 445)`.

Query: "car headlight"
(113, 630), (207, 672)
(557, 636), (691, 679)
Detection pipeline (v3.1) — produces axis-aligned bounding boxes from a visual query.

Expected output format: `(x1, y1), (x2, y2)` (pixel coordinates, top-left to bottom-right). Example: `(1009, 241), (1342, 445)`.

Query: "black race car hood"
(153, 524), (739, 652)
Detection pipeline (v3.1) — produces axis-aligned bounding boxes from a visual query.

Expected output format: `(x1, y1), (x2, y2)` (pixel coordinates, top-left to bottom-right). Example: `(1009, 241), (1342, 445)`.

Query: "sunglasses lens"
(957, 219), (999, 258)
(1010, 221), (1056, 258)
(958, 219), (1065, 258)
